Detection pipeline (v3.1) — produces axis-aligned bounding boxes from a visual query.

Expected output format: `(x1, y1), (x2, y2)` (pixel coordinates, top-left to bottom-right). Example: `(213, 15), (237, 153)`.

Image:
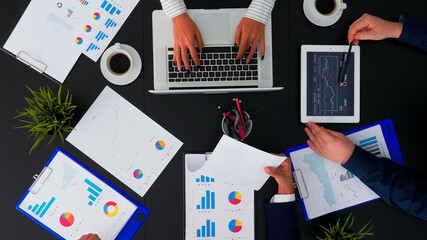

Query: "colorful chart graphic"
(84, 25), (92, 33)
(80, 0), (89, 5)
(197, 219), (215, 237)
(228, 191), (242, 205)
(57, 2), (63, 8)
(228, 219), (242, 233)
(59, 212), (75, 227)
(95, 31), (108, 41)
(86, 43), (100, 52)
(340, 170), (355, 182)
(84, 178), (103, 206)
(100, 0), (122, 16)
(105, 18), (118, 28)
(133, 169), (143, 179)
(196, 175), (214, 183)
(75, 37), (83, 45)
(104, 201), (119, 217)
(155, 140), (165, 150)
(93, 12), (100, 20)
(197, 190), (215, 210)
(28, 197), (56, 218)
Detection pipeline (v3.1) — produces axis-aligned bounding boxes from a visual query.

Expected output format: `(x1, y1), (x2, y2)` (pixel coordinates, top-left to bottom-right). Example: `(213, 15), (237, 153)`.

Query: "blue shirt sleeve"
(343, 146), (427, 220)
(397, 15), (427, 52)
(264, 201), (301, 240)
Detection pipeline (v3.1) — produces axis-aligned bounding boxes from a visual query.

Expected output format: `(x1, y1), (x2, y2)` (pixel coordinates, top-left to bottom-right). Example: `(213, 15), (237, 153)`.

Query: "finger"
(260, 35), (265, 60)
(234, 25), (243, 47)
(325, 128), (342, 137)
(307, 122), (327, 143)
(307, 140), (321, 155)
(236, 38), (249, 59)
(195, 29), (204, 52)
(271, 153), (287, 157)
(246, 39), (258, 64)
(264, 166), (276, 176)
(354, 30), (376, 40)
(304, 127), (322, 150)
(181, 47), (191, 71)
(175, 48), (182, 72)
(348, 18), (372, 43)
(189, 45), (200, 66)
(347, 15), (366, 42)
(78, 235), (88, 240)
(89, 234), (101, 240)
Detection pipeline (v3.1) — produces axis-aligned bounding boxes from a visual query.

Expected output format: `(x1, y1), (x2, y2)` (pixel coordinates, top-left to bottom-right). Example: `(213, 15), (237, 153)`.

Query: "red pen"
(234, 98), (246, 130)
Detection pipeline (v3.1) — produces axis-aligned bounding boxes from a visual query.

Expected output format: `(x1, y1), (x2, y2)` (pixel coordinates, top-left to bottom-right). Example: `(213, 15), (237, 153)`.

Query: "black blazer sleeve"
(397, 15), (427, 52)
(264, 201), (301, 240)
(343, 146), (427, 220)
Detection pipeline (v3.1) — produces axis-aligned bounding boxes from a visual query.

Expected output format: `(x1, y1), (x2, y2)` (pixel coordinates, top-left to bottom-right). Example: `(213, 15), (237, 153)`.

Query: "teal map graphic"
(303, 153), (337, 206)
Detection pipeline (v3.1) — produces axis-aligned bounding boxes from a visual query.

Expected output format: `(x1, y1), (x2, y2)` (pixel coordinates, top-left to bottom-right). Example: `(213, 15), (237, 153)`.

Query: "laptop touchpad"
(195, 14), (230, 40)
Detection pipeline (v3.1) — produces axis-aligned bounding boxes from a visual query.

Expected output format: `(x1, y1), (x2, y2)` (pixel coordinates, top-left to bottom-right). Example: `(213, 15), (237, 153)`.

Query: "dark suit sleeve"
(396, 15), (427, 52)
(343, 146), (427, 220)
(264, 201), (301, 240)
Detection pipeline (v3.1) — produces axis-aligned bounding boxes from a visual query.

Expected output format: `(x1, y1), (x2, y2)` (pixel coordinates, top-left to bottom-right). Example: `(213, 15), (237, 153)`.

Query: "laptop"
(150, 9), (283, 94)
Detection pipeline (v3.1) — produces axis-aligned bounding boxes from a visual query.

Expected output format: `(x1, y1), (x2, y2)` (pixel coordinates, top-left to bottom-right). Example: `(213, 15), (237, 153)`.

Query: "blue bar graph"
(100, 0), (122, 15)
(196, 220), (215, 238)
(84, 178), (102, 205)
(196, 190), (215, 210)
(358, 136), (381, 157)
(196, 175), (215, 183)
(105, 18), (118, 28)
(28, 197), (56, 218)
(95, 31), (108, 41)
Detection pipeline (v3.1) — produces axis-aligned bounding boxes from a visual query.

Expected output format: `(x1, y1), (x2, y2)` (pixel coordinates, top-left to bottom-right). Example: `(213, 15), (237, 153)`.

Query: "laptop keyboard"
(167, 46), (259, 83)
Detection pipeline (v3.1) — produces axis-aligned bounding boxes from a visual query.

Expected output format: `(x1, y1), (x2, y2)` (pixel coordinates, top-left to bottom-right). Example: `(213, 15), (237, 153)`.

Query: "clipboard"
(1, 0), (81, 83)
(16, 148), (150, 240)
(286, 119), (404, 220)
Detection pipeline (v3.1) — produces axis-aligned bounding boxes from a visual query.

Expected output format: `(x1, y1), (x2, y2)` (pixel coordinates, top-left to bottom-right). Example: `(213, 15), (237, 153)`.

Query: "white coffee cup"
(303, 0), (347, 27)
(106, 43), (133, 76)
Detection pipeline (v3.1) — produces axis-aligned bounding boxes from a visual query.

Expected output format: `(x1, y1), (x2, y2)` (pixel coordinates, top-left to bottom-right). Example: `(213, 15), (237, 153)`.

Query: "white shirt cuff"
(160, 0), (188, 19)
(270, 194), (296, 203)
(244, 0), (276, 25)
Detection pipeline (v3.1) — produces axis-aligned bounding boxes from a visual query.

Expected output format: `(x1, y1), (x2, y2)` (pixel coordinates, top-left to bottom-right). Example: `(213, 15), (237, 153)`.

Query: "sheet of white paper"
(66, 86), (183, 198)
(47, 0), (139, 61)
(19, 151), (137, 240)
(3, 0), (81, 83)
(202, 135), (286, 190)
(185, 154), (254, 240)
(290, 124), (390, 219)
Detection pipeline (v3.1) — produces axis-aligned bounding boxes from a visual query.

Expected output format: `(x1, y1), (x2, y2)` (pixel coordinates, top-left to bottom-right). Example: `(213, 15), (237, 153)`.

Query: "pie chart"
(59, 212), (74, 227)
(133, 169), (143, 179)
(155, 140), (165, 150)
(75, 37), (83, 45)
(228, 191), (242, 205)
(104, 201), (119, 217)
(93, 12), (100, 20)
(228, 219), (242, 233)
(84, 25), (92, 33)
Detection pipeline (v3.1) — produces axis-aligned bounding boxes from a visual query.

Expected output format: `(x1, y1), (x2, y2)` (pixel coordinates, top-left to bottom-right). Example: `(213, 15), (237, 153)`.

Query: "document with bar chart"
(46, 0), (139, 61)
(17, 148), (142, 240)
(185, 154), (254, 240)
(286, 120), (403, 220)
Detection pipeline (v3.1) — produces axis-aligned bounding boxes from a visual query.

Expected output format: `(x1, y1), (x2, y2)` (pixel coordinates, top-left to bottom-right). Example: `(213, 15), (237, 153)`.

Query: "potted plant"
(317, 213), (374, 240)
(15, 85), (77, 154)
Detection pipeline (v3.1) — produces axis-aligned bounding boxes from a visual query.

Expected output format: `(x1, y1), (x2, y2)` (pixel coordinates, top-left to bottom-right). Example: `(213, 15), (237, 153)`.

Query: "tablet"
(301, 45), (360, 123)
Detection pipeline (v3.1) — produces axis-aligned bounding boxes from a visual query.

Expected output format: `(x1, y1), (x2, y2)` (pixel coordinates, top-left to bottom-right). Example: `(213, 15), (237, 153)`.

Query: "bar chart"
(105, 18), (117, 28)
(84, 178), (102, 206)
(95, 31), (109, 41)
(86, 43), (100, 52)
(100, 0), (122, 16)
(358, 136), (381, 157)
(196, 190), (215, 210)
(196, 175), (215, 183)
(339, 171), (355, 182)
(196, 219), (215, 238)
(27, 197), (56, 218)
(80, 0), (89, 5)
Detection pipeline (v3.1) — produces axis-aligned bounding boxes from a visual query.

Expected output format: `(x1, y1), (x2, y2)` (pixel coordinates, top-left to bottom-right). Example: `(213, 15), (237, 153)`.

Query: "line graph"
(319, 56), (339, 111)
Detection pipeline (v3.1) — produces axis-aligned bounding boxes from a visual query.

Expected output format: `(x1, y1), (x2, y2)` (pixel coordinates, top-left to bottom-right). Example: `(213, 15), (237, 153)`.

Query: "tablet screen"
(306, 52), (354, 116)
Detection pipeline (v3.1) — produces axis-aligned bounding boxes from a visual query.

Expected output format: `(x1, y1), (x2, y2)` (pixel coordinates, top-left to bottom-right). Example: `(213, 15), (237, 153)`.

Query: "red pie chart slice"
(59, 212), (74, 227)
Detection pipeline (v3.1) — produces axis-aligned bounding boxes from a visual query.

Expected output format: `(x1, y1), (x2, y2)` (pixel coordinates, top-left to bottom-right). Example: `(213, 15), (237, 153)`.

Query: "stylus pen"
(338, 41), (353, 85)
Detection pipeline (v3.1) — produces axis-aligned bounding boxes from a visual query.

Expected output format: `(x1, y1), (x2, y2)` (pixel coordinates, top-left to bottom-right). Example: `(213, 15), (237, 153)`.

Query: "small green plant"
(15, 85), (76, 154)
(317, 213), (374, 240)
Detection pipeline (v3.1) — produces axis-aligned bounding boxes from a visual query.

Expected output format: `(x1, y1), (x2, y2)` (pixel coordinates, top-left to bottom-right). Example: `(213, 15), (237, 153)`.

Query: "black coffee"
(109, 53), (131, 74)
(315, 0), (337, 15)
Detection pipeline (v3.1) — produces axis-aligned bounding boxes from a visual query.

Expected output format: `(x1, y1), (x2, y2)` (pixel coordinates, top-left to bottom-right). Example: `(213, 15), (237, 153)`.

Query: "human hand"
(172, 13), (204, 72)
(78, 233), (101, 240)
(264, 155), (294, 195)
(304, 122), (355, 165)
(235, 17), (265, 64)
(348, 13), (403, 45)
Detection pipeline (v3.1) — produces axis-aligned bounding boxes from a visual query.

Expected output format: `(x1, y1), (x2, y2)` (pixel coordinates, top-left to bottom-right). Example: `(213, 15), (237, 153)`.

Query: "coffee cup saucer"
(303, 0), (345, 27)
(100, 44), (142, 85)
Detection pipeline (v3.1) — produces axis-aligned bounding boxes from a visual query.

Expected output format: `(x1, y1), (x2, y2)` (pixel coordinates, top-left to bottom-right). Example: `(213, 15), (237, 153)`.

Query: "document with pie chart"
(185, 154), (254, 240)
(17, 149), (139, 240)
(67, 86), (183, 198)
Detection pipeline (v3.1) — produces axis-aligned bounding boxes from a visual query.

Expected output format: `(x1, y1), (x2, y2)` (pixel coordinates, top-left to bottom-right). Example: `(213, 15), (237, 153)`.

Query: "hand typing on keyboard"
(172, 13), (204, 72)
(235, 17), (266, 64)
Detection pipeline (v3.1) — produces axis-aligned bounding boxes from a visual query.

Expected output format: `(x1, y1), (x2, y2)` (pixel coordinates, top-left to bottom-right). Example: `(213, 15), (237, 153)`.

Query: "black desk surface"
(1, 0), (426, 239)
